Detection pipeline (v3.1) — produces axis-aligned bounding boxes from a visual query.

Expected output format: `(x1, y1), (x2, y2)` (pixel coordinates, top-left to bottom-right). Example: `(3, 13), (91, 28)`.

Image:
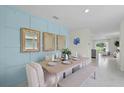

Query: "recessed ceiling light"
(84, 9), (90, 13)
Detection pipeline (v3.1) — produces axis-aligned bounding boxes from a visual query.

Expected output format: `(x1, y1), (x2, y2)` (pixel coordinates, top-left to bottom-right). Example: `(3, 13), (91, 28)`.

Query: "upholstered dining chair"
(26, 64), (39, 87)
(78, 54), (90, 68)
(26, 62), (58, 87)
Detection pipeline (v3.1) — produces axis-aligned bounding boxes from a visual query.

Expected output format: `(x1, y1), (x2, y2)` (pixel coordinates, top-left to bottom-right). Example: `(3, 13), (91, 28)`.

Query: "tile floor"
(82, 54), (124, 87)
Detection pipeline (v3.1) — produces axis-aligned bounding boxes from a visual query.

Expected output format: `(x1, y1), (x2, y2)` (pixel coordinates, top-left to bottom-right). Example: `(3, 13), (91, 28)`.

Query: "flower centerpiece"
(61, 48), (71, 61)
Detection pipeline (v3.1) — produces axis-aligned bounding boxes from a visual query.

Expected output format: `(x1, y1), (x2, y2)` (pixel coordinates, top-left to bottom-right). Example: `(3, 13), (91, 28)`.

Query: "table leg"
(94, 72), (96, 80)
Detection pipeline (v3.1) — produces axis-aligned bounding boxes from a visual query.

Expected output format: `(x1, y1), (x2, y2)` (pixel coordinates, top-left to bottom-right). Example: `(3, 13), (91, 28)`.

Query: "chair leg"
(63, 72), (66, 79)
(94, 72), (96, 80)
(57, 83), (60, 87)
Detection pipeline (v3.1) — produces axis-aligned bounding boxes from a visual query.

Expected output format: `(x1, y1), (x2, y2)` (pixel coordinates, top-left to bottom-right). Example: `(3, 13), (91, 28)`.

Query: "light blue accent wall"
(0, 6), (69, 86)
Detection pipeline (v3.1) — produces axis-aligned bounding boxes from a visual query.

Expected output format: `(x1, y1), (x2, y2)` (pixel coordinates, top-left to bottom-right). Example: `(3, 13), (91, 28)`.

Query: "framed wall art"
(43, 32), (55, 51)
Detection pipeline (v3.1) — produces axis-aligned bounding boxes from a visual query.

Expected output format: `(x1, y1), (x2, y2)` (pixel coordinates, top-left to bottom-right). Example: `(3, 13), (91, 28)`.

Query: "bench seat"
(58, 64), (97, 87)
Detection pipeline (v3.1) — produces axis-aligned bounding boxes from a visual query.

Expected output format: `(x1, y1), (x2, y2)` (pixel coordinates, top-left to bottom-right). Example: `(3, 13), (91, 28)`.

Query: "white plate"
(62, 61), (71, 64)
(72, 58), (80, 61)
(48, 62), (57, 66)
(72, 56), (78, 58)
(53, 59), (60, 62)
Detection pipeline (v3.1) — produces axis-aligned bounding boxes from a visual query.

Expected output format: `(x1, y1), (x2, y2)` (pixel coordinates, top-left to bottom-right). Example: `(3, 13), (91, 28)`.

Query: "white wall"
(120, 21), (124, 71)
(92, 40), (96, 49)
(69, 29), (92, 59)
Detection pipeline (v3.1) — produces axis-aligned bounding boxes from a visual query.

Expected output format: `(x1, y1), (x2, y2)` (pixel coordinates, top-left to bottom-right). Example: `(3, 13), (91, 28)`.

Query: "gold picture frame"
(43, 32), (55, 51)
(21, 28), (40, 52)
(56, 35), (66, 50)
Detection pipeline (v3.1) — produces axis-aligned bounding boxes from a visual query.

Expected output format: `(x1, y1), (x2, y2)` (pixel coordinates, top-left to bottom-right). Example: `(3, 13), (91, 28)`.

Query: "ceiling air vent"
(52, 16), (59, 20)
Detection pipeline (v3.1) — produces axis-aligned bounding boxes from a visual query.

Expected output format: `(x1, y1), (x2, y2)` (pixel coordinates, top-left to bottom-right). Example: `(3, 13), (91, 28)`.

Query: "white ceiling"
(16, 5), (124, 36)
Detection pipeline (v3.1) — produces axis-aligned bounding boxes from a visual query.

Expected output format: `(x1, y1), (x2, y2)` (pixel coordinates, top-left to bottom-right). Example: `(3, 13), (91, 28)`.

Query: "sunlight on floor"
(82, 54), (124, 87)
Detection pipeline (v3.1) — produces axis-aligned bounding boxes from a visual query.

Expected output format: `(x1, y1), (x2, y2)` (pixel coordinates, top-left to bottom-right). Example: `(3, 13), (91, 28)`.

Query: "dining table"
(40, 57), (90, 81)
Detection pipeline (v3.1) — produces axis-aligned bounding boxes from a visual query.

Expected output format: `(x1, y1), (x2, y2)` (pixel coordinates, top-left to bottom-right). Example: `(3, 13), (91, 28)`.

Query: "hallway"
(82, 54), (124, 87)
